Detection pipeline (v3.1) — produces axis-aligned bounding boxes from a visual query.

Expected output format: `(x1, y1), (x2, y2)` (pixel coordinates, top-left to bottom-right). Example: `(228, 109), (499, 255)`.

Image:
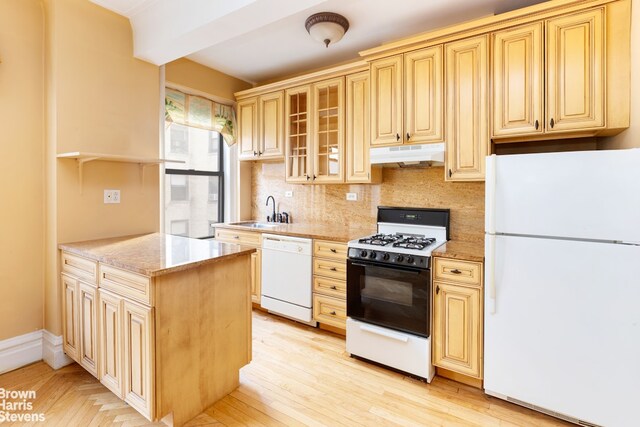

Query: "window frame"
(165, 131), (225, 238)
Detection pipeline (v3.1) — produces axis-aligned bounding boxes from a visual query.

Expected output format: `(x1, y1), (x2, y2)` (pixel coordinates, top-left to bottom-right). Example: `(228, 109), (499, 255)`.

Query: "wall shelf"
(57, 152), (185, 192)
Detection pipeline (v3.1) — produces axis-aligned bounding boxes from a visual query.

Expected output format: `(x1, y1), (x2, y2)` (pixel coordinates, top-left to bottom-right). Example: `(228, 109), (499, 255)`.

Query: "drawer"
(313, 240), (348, 261)
(61, 252), (98, 283)
(214, 228), (261, 246)
(313, 276), (346, 299)
(433, 258), (482, 287)
(313, 258), (346, 281)
(99, 264), (152, 306)
(313, 294), (346, 330)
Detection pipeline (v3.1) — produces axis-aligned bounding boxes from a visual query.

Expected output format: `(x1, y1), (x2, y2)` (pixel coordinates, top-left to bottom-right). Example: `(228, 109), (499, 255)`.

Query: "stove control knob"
(395, 255), (404, 263)
(407, 256), (415, 264)
(382, 253), (390, 261)
(369, 251), (377, 259)
(360, 250), (368, 258)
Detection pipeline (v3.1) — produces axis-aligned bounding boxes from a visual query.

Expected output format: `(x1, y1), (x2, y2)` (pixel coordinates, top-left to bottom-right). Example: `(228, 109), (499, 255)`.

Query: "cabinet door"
(99, 290), (124, 398)
(370, 55), (403, 146)
(546, 8), (604, 132)
(492, 22), (544, 137)
(285, 85), (313, 183)
(313, 77), (344, 183)
(250, 249), (261, 304)
(445, 35), (489, 181)
(346, 71), (372, 183)
(78, 282), (98, 377)
(259, 91), (285, 159)
(238, 97), (259, 160)
(123, 300), (154, 421)
(404, 46), (444, 143)
(61, 274), (79, 361)
(432, 282), (482, 378)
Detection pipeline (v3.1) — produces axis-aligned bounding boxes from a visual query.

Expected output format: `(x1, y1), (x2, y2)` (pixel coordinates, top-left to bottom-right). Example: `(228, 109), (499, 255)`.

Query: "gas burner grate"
(392, 236), (437, 251)
(358, 233), (400, 246)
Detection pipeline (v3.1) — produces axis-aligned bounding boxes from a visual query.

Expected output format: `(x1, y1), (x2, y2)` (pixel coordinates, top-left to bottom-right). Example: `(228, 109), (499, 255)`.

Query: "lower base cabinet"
(432, 257), (484, 380)
(312, 240), (348, 332)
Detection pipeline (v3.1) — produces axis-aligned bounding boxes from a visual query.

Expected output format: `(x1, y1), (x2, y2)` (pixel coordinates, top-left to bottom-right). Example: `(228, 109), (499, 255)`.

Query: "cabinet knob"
(306, 175), (311, 181)
(396, 133), (401, 141)
(448, 169), (452, 178)
(330, 267), (337, 272)
(330, 311), (337, 316)
(330, 285), (337, 290)
(534, 119), (539, 130)
(330, 248), (337, 253)
(253, 151), (258, 156)
(258, 151), (263, 156)
(313, 175), (317, 180)
(436, 285), (440, 295)
(406, 133), (410, 141)
(550, 118), (555, 129)
(451, 269), (462, 274)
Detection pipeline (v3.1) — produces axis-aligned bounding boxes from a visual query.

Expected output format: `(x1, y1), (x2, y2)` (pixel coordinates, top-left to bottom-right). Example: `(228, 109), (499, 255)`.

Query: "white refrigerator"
(484, 149), (640, 427)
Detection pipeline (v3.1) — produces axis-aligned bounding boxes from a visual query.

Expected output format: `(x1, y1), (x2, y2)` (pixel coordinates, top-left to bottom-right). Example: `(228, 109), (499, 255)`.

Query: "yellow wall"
(44, 0), (161, 336)
(604, 0), (640, 149)
(165, 58), (251, 101)
(0, 1), (45, 341)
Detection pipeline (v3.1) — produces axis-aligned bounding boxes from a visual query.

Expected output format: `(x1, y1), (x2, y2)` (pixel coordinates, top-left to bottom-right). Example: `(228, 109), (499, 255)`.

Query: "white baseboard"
(42, 330), (73, 370)
(0, 330), (73, 374)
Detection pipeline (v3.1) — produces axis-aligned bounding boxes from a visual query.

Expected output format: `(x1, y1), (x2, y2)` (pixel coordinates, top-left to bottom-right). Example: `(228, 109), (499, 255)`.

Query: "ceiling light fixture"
(305, 12), (350, 48)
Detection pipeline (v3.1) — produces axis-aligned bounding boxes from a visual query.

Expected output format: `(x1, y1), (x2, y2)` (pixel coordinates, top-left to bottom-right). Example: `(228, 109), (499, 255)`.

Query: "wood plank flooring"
(0, 311), (570, 426)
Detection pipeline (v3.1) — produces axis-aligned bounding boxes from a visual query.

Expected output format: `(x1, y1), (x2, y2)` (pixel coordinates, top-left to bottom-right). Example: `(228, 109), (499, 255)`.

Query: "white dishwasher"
(261, 234), (316, 326)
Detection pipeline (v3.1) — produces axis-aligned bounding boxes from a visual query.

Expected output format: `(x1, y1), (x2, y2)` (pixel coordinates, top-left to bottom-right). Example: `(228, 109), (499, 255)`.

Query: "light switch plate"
(346, 192), (358, 201)
(285, 191), (293, 198)
(104, 189), (121, 204)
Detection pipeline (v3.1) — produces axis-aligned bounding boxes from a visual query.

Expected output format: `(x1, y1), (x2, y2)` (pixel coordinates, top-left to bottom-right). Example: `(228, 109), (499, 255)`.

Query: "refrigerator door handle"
(485, 155), (497, 234)
(487, 234), (496, 314)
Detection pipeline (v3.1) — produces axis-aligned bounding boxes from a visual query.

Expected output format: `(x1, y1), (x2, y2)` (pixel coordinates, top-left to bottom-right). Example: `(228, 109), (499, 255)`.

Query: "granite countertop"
(59, 233), (256, 277)
(432, 240), (485, 263)
(214, 222), (377, 243)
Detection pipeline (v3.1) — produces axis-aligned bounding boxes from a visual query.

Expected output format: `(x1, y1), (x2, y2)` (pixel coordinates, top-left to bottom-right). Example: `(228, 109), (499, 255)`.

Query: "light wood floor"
(0, 311), (570, 426)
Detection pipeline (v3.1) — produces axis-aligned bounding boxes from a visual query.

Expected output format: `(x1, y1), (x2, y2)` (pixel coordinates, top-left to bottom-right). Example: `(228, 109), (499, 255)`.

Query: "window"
(170, 125), (188, 154)
(165, 125), (224, 239)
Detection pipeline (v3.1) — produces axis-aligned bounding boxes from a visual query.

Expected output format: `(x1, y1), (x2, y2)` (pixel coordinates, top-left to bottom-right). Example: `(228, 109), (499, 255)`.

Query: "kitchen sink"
(229, 221), (280, 229)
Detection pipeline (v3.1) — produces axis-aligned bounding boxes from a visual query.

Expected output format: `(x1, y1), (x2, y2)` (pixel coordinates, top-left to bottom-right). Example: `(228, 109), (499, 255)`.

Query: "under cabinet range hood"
(370, 143), (445, 167)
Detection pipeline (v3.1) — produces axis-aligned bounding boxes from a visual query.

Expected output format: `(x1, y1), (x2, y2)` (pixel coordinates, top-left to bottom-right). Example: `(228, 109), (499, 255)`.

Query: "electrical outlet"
(104, 189), (121, 204)
(346, 192), (358, 201)
(285, 191), (293, 198)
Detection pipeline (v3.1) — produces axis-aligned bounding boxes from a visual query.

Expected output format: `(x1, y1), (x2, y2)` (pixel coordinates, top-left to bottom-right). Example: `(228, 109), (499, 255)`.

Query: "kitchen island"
(58, 233), (255, 426)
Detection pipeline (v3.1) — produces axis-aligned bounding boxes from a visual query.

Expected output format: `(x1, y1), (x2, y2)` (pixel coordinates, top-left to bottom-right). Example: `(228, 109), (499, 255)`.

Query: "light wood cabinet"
(445, 35), (489, 181)
(346, 71), (381, 184)
(123, 300), (154, 420)
(432, 256), (483, 380)
(546, 8), (604, 132)
(492, 22), (544, 138)
(238, 92), (285, 161)
(312, 77), (345, 183)
(404, 46), (444, 143)
(432, 281), (482, 378)
(61, 274), (79, 361)
(250, 249), (262, 304)
(215, 228), (262, 304)
(370, 55), (403, 146)
(312, 240), (347, 333)
(98, 289), (124, 398)
(78, 282), (98, 377)
(285, 85), (313, 183)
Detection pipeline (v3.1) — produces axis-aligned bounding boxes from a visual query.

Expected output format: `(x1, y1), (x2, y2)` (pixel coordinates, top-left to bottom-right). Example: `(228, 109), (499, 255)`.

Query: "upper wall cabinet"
(370, 47), (444, 147)
(445, 35), (489, 182)
(285, 85), (312, 183)
(238, 91), (285, 161)
(312, 77), (345, 183)
(492, 3), (630, 141)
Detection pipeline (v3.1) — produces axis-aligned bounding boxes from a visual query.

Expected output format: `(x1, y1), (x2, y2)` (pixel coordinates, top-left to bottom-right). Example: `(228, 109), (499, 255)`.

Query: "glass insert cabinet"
(285, 77), (344, 183)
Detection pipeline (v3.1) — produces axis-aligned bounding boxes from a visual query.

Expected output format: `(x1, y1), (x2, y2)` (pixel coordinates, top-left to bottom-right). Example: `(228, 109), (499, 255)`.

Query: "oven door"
(347, 258), (430, 337)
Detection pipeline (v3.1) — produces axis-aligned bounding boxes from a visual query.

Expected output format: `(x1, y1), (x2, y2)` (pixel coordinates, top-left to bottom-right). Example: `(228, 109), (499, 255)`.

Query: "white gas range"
(345, 207), (450, 382)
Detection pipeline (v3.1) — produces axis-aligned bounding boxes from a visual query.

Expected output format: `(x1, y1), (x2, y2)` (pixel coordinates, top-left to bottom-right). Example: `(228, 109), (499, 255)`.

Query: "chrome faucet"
(266, 196), (276, 222)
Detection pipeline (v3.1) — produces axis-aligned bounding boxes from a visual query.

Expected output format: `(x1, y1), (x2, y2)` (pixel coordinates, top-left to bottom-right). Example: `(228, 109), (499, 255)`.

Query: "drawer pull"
(330, 311), (337, 316)
(330, 248), (337, 253)
(330, 285), (338, 290)
(233, 236), (240, 239)
(451, 269), (462, 274)
(330, 267), (337, 272)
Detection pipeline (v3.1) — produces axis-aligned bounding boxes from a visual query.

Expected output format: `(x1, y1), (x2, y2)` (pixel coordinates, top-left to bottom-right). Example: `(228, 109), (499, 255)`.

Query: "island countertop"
(58, 232), (256, 277)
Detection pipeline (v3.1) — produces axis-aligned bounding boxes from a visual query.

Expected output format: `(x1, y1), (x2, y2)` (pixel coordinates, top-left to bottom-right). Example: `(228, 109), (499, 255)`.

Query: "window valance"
(165, 87), (237, 146)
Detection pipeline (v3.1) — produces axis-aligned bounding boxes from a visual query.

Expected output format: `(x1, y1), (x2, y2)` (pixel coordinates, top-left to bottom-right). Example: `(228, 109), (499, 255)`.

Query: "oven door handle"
(349, 261), (423, 275)
(359, 324), (409, 342)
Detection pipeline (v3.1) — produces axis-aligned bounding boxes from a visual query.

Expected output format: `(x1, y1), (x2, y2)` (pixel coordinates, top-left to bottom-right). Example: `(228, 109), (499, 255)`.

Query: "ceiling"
(92, 0), (548, 84)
